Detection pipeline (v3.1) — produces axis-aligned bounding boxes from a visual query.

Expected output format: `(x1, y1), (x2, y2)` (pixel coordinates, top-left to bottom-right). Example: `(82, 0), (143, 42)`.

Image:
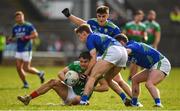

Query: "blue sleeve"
(126, 44), (137, 53)
(112, 27), (121, 37)
(86, 36), (96, 51)
(28, 24), (36, 33)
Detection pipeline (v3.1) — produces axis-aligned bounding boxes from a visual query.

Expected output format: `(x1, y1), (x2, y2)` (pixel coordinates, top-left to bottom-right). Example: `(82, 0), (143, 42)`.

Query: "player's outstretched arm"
(62, 8), (86, 26)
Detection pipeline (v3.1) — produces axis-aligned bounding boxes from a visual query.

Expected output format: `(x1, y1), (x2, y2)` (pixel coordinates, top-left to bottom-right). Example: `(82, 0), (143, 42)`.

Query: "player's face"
(134, 14), (144, 22)
(96, 13), (109, 26)
(15, 14), (24, 24)
(77, 32), (86, 42)
(79, 58), (89, 69)
(147, 12), (156, 21)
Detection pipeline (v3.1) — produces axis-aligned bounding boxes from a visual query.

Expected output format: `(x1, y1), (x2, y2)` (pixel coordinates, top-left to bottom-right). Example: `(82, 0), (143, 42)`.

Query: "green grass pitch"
(0, 66), (180, 110)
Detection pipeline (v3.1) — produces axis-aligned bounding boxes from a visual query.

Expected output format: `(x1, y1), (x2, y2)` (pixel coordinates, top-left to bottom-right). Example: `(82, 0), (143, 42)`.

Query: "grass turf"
(0, 66), (180, 110)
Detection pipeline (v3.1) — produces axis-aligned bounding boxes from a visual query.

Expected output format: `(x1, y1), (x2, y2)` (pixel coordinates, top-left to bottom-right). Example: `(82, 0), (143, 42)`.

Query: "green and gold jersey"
(144, 20), (161, 45)
(68, 61), (86, 96)
(124, 21), (146, 42)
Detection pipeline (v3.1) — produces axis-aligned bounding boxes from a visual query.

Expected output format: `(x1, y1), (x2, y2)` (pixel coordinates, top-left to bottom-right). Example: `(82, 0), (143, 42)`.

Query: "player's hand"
(20, 36), (31, 41)
(79, 74), (87, 81)
(62, 8), (71, 17)
(143, 36), (148, 42)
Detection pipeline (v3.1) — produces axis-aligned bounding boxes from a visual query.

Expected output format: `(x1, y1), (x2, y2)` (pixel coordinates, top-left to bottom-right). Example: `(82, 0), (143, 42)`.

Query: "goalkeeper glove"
(62, 8), (71, 17)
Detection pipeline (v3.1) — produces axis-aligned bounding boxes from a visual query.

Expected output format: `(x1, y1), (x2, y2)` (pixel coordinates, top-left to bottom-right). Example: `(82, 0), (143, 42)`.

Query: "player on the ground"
(123, 10), (147, 84)
(74, 24), (131, 106)
(17, 51), (108, 105)
(115, 34), (171, 107)
(144, 10), (161, 49)
(8, 11), (45, 88)
(62, 5), (132, 99)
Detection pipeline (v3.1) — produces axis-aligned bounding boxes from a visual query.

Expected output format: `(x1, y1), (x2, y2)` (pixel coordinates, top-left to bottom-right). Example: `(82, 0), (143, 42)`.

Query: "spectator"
(169, 6), (180, 24)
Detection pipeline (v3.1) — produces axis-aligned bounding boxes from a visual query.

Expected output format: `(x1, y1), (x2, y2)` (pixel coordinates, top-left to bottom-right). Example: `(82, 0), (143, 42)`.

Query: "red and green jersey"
(124, 21), (146, 42)
(144, 20), (161, 45)
(68, 61), (86, 96)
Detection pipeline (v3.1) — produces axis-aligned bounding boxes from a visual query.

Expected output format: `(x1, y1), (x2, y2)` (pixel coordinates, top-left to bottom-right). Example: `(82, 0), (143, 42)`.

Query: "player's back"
(86, 32), (121, 55)
(126, 41), (164, 68)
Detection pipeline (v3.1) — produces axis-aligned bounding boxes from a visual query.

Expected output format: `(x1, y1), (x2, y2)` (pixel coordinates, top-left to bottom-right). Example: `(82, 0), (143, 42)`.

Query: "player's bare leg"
(105, 66), (131, 106)
(131, 69), (149, 107)
(16, 59), (28, 88)
(113, 74), (132, 98)
(128, 63), (139, 84)
(80, 60), (113, 104)
(145, 70), (165, 107)
(17, 79), (67, 105)
(23, 61), (45, 83)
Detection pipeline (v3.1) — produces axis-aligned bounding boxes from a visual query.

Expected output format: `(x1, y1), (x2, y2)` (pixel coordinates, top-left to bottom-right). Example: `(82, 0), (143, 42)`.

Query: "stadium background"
(0, 0), (180, 67)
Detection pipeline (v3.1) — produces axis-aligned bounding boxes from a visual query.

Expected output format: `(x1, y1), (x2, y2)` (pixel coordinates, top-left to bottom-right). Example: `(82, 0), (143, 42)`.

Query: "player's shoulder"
(88, 18), (98, 22)
(152, 21), (160, 27)
(126, 21), (134, 26)
(12, 23), (18, 28)
(106, 20), (119, 28)
(71, 61), (80, 66)
(24, 21), (33, 26)
(139, 22), (146, 27)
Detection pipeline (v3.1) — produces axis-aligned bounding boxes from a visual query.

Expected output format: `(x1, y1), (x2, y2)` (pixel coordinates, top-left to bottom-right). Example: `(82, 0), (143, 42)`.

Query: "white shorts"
(151, 57), (171, 75)
(64, 85), (77, 105)
(15, 51), (32, 62)
(101, 45), (128, 67)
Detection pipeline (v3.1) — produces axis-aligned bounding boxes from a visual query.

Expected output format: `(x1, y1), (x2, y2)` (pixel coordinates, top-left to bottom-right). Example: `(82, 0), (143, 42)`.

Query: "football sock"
(154, 98), (161, 105)
(81, 95), (88, 102)
(119, 92), (126, 101)
(37, 71), (42, 76)
(131, 97), (138, 105)
(30, 91), (39, 99)
(23, 81), (28, 85)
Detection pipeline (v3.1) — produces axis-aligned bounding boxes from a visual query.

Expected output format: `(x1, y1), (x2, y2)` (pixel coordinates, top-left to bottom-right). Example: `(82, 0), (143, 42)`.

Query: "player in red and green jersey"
(17, 51), (108, 105)
(144, 10), (161, 49)
(123, 10), (147, 42)
(123, 10), (147, 84)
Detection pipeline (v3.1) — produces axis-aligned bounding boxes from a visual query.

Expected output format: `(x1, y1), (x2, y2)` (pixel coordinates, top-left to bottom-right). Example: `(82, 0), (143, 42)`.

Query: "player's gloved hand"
(79, 74), (87, 81)
(62, 8), (71, 17)
(20, 36), (31, 41)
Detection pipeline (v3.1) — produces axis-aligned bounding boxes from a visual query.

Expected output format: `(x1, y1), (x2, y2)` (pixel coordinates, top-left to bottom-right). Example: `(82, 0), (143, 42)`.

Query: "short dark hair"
(79, 51), (91, 60)
(96, 5), (109, 14)
(114, 34), (129, 43)
(75, 24), (92, 34)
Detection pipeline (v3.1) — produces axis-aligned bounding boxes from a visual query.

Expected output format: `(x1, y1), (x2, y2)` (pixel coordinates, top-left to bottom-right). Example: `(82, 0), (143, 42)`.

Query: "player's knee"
(23, 65), (30, 72)
(48, 79), (58, 87)
(145, 81), (154, 89)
